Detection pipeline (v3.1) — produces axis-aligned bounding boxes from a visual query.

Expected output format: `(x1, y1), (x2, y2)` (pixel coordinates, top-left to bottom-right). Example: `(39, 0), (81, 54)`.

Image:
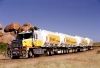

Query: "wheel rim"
(29, 51), (33, 57)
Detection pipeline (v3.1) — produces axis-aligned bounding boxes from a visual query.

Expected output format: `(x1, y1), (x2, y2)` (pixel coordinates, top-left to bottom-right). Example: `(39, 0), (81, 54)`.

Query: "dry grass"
(5, 55), (100, 68)
(0, 53), (7, 59)
(93, 42), (100, 47)
(0, 47), (100, 68)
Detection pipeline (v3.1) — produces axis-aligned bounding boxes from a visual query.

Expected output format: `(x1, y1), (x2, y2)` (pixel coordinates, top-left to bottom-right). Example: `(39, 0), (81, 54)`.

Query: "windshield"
(17, 33), (33, 40)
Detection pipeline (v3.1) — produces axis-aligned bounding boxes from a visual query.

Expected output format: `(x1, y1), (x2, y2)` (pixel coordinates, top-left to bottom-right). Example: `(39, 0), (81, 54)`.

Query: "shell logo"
(66, 38), (70, 41)
(49, 36), (60, 42)
(64, 37), (76, 44)
(46, 34), (60, 44)
(64, 37), (70, 42)
(90, 40), (93, 45)
(82, 39), (88, 44)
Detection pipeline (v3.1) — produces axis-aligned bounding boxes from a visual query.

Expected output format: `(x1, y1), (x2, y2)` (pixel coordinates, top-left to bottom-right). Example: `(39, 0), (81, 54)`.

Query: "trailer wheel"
(64, 49), (67, 54)
(46, 50), (52, 56)
(49, 50), (51, 56)
(65, 49), (68, 54)
(44, 50), (48, 56)
(75, 49), (77, 52)
(67, 49), (69, 53)
(72, 48), (75, 53)
(28, 51), (33, 58)
(44, 50), (49, 56)
(91, 46), (93, 50)
(61, 49), (64, 54)
(81, 48), (83, 52)
(77, 49), (80, 52)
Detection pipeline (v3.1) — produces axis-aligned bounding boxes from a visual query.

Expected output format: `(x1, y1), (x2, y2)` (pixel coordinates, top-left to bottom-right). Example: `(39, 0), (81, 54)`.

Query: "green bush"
(0, 42), (8, 53)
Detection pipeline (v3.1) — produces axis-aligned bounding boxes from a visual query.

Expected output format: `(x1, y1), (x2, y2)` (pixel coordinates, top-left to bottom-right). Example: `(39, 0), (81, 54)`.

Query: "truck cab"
(7, 30), (45, 59)
(7, 31), (34, 59)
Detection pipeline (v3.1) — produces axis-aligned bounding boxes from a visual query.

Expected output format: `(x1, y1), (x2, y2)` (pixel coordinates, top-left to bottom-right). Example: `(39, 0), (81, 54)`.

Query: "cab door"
(33, 31), (43, 47)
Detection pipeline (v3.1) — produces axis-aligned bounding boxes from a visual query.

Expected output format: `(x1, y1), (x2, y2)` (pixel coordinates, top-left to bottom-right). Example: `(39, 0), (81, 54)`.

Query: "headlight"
(22, 51), (26, 54)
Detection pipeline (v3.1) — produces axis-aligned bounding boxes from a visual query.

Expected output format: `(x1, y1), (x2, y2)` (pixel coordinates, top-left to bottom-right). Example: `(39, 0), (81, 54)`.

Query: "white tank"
(75, 36), (88, 46)
(55, 33), (77, 46)
(55, 32), (65, 43)
(85, 37), (93, 46)
(55, 32), (66, 47)
(41, 29), (57, 47)
(89, 39), (93, 46)
(65, 35), (77, 45)
(75, 36), (82, 46)
(85, 37), (90, 46)
(41, 29), (68, 47)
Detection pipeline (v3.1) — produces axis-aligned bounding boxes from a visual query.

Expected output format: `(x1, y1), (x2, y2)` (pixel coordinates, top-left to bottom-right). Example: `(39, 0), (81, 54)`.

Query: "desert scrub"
(97, 50), (100, 54)
(0, 42), (8, 53)
(93, 42), (100, 47)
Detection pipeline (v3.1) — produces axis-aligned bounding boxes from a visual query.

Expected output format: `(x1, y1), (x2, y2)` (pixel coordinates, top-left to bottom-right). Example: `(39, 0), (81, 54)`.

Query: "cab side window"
(34, 33), (38, 39)
(35, 34), (38, 39)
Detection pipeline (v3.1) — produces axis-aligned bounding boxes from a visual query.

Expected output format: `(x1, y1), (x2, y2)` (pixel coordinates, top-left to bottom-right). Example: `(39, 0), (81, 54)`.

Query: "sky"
(0, 0), (100, 42)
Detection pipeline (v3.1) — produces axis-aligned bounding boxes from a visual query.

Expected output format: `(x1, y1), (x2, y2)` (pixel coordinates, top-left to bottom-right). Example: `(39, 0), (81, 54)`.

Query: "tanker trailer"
(89, 39), (93, 49)
(64, 35), (77, 53)
(54, 32), (69, 54)
(85, 38), (93, 50)
(90, 39), (93, 46)
(75, 36), (87, 52)
(81, 37), (88, 51)
(41, 30), (61, 55)
(85, 37), (91, 50)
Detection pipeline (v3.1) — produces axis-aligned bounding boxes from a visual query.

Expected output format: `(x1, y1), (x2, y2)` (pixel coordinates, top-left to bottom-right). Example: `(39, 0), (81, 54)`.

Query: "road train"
(7, 29), (93, 59)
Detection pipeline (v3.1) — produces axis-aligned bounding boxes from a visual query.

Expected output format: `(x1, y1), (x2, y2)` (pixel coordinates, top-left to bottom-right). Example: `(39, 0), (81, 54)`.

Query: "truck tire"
(45, 50), (52, 56)
(28, 51), (33, 58)
(11, 56), (19, 59)
(77, 49), (80, 52)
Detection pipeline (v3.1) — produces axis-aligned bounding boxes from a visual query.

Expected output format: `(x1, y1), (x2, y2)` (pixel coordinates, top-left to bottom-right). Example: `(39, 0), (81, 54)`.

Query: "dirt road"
(0, 47), (99, 68)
